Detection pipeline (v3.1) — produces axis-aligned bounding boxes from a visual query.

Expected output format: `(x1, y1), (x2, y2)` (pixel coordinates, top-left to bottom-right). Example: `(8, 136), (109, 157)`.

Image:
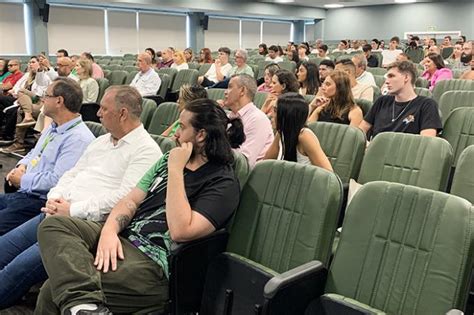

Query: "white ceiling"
(259, 0), (438, 8)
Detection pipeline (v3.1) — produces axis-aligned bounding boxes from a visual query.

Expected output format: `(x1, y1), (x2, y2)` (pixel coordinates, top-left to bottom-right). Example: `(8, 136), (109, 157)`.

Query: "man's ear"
(196, 129), (207, 144)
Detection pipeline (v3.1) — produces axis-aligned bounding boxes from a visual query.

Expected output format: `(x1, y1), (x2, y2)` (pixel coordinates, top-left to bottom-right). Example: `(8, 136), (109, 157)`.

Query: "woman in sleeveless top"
(264, 92), (333, 171)
(308, 70), (362, 127)
(260, 69), (299, 116)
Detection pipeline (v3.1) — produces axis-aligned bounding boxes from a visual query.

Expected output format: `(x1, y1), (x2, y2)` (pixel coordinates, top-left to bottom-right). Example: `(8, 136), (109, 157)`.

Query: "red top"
(2, 71), (24, 95)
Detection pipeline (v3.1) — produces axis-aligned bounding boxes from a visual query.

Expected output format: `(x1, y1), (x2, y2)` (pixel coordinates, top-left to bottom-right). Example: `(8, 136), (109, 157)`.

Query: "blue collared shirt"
(18, 115), (95, 199)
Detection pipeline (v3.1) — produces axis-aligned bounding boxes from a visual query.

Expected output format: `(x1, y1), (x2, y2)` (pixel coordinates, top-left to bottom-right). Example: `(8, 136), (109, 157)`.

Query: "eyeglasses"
(41, 93), (57, 99)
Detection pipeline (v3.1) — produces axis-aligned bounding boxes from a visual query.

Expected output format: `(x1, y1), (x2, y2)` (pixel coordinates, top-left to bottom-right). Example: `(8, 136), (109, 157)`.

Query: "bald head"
(57, 57), (74, 77)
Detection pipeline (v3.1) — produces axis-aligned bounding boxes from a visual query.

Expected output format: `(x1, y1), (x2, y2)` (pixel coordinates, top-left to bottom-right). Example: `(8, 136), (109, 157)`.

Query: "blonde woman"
(75, 59), (99, 103)
(171, 51), (189, 71)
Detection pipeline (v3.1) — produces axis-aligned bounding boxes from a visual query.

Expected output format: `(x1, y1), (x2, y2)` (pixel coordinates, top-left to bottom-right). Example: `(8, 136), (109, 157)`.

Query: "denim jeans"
(0, 192), (46, 235)
(0, 214), (47, 309)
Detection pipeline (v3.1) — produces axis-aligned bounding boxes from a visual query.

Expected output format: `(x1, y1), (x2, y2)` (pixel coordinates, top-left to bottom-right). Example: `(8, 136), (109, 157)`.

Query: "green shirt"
(229, 65), (254, 77)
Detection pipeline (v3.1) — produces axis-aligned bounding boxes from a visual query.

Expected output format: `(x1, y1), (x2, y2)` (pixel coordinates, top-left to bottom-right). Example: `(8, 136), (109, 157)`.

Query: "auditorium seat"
(308, 122), (366, 184)
(441, 107), (474, 167)
(253, 91), (269, 109)
(108, 70), (128, 85)
(373, 75), (385, 88)
(95, 78), (110, 103)
(150, 134), (177, 153)
(170, 69), (199, 94)
(200, 160), (343, 315)
(157, 73), (172, 100)
(85, 121), (107, 137)
(140, 98), (158, 130)
(147, 102), (180, 135)
(415, 77), (429, 89)
(198, 63), (212, 76)
(414, 87), (432, 98)
(207, 88), (226, 101)
(358, 132), (453, 191)
(157, 67), (178, 87)
(438, 90), (474, 124)
(366, 67), (387, 76)
(432, 79), (474, 102)
(354, 98), (372, 116)
(303, 181), (474, 315)
(450, 145), (474, 204)
(124, 70), (138, 85)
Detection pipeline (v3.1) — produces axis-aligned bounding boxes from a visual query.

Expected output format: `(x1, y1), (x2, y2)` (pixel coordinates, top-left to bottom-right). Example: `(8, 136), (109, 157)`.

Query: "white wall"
(324, 1), (474, 41)
(204, 17), (240, 51)
(263, 22), (292, 47)
(139, 13), (186, 51)
(0, 3), (27, 54)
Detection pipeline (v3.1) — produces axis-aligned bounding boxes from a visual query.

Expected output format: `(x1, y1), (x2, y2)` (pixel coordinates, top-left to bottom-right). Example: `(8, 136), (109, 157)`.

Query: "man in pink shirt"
(81, 52), (104, 79)
(224, 74), (274, 168)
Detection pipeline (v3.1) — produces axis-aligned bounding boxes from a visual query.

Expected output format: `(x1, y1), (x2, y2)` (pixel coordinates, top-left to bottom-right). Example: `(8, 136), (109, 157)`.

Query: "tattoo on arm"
(116, 215), (131, 231)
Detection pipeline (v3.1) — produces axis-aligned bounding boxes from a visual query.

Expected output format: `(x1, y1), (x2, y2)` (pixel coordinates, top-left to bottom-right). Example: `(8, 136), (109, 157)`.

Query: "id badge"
(30, 156), (40, 168)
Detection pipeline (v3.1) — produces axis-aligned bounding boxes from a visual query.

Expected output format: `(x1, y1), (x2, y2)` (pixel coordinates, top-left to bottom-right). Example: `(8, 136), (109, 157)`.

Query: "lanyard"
(38, 120), (82, 157)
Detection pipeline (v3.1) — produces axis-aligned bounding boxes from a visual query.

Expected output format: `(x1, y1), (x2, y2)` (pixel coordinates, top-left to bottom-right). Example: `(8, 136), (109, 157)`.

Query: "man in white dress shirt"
(130, 53), (161, 97)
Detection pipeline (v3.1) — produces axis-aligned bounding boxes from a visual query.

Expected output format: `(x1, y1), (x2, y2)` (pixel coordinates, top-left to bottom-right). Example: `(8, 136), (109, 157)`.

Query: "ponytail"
(227, 117), (246, 149)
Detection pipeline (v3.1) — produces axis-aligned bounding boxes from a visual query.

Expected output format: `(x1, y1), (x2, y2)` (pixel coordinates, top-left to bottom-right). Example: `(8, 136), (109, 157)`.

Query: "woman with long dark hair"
(260, 69), (299, 115)
(199, 48), (214, 64)
(0, 58), (10, 83)
(258, 43), (268, 56)
(264, 93), (332, 170)
(297, 61), (320, 96)
(308, 70), (363, 127)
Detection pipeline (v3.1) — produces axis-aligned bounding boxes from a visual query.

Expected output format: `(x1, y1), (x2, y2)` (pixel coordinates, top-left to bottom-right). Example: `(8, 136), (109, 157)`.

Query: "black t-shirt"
(123, 153), (240, 274)
(319, 108), (351, 125)
(364, 95), (442, 138)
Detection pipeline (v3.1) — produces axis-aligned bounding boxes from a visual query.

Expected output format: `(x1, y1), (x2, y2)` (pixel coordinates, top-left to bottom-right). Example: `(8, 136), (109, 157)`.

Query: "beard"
(461, 53), (472, 64)
(175, 138), (200, 160)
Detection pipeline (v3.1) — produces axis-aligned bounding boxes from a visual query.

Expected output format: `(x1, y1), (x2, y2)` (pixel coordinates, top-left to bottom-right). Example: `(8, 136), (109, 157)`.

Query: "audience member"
(199, 48), (213, 64)
(297, 61), (320, 96)
(0, 85), (162, 309)
(145, 47), (157, 67)
(162, 84), (208, 137)
(421, 53), (453, 91)
(224, 74), (274, 168)
(198, 47), (232, 87)
(129, 53), (161, 97)
(258, 43), (268, 56)
(0, 59), (23, 139)
(318, 44), (330, 60)
(56, 49), (68, 58)
(170, 51), (189, 71)
(0, 58), (10, 82)
(157, 47), (174, 69)
(333, 40), (348, 53)
(228, 49), (254, 77)
(460, 58), (474, 80)
(441, 35), (453, 48)
(261, 69), (299, 115)
(264, 92), (333, 170)
(184, 48), (194, 63)
(347, 40), (363, 53)
(318, 59), (335, 84)
(447, 41), (468, 71)
(35, 98), (245, 314)
(363, 44), (379, 67)
(75, 58), (99, 103)
(352, 54), (376, 86)
(45, 57), (79, 82)
(371, 38), (381, 51)
(359, 61), (441, 138)
(381, 36), (403, 67)
(81, 52), (104, 79)
(335, 59), (373, 101)
(265, 45), (284, 63)
(0, 78), (95, 234)
(257, 63), (280, 92)
(308, 70), (363, 127)
(287, 49), (300, 65)
(298, 44), (310, 61)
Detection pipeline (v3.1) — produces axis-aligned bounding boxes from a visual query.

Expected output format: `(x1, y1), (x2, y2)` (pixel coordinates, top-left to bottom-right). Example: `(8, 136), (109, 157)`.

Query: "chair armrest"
(168, 229), (229, 314)
(262, 260), (328, 315)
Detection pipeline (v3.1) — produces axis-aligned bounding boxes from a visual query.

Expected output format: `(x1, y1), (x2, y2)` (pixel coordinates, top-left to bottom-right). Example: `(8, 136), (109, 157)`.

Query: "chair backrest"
(441, 46), (454, 59)
(278, 61), (296, 73)
(150, 134), (177, 153)
(326, 181), (474, 314)
(140, 98), (158, 130)
(198, 63), (212, 76)
(358, 132), (453, 191)
(227, 160), (343, 271)
(415, 77), (429, 88)
(253, 91), (268, 109)
(373, 75), (385, 88)
(441, 107), (474, 167)
(103, 69), (111, 80)
(432, 79), (474, 102)
(207, 88), (226, 101)
(147, 102), (180, 135)
(450, 145), (474, 204)
(308, 122), (366, 183)
(108, 70), (128, 85)
(123, 65), (138, 72)
(188, 63), (200, 70)
(354, 98), (373, 116)
(366, 67), (387, 76)
(414, 87), (432, 98)
(170, 69), (199, 93)
(438, 90), (474, 124)
(405, 48), (425, 63)
(157, 68), (178, 87)
(108, 64), (123, 71)
(232, 151), (250, 190)
(157, 73), (171, 100)
(124, 71), (138, 85)
(85, 121), (107, 137)
(96, 78), (110, 103)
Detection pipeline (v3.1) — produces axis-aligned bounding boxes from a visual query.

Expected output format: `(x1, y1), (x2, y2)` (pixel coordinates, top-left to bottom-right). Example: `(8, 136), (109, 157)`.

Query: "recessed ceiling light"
(324, 4), (344, 8)
(395, 0), (417, 3)
(274, 0), (295, 3)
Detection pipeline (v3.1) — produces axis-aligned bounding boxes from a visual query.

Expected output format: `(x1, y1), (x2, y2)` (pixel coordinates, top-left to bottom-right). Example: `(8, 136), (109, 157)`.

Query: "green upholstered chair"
(312, 181), (474, 315)
(405, 48), (425, 64)
(188, 63), (200, 70)
(147, 102), (180, 135)
(355, 98), (373, 116)
(373, 75), (385, 88)
(140, 98), (157, 130)
(232, 151), (250, 190)
(415, 77), (429, 89)
(108, 64), (123, 71)
(157, 67), (178, 88)
(157, 73), (171, 100)
(124, 70), (137, 85)
(200, 160), (343, 315)
(432, 79), (474, 102)
(308, 122), (366, 184)
(278, 61), (297, 73)
(304, 94), (315, 104)
(414, 87), (432, 98)
(95, 78), (109, 103)
(441, 107), (474, 167)
(366, 67), (387, 76)
(150, 134), (176, 153)
(450, 145), (474, 204)
(253, 91), (269, 109)
(108, 70), (128, 85)
(170, 69), (199, 94)
(198, 63), (212, 76)
(85, 121), (107, 137)
(438, 90), (474, 124)
(207, 88), (226, 101)
(123, 65), (138, 72)
(358, 132), (453, 191)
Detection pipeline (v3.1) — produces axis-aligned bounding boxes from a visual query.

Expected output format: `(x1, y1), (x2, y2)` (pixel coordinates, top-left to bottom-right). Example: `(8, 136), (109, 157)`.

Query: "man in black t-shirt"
(35, 99), (245, 315)
(359, 60), (442, 139)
